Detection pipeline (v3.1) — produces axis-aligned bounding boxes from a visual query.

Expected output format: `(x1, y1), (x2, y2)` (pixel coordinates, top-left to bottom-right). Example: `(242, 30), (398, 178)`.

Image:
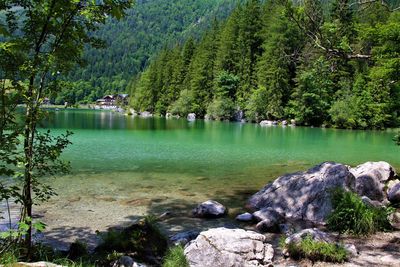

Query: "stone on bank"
(184, 227), (274, 267)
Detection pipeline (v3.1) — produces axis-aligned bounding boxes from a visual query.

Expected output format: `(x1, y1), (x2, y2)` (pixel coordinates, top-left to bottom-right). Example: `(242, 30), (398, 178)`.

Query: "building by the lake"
(96, 94), (129, 108)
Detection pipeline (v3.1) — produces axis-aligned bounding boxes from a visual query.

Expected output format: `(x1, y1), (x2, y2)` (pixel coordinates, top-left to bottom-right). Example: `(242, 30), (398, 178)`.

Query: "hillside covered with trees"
(130, 0), (400, 129)
(56, 0), (241, 104)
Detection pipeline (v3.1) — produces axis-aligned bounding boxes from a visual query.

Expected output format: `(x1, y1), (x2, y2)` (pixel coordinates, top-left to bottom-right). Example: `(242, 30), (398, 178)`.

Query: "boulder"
(112, 256), (147, 267)
(344, 244), (358, 257)
(187, 113), (196, 121)
(284, 228), (333, 246)
(139, 111), (152, 118)
(192, 200), (226, 218)
(361, 196), (387, 208)
(14, 263), (64, 267)
(259, 120), (277, 126)
(248, 162), (355, 224)
(388, 182), (400, 203)
(235, 212), (253, 222)
(350, 161), (397, 202)
(284, 229), (357, 258)
(388, 210), (400, 230)
(184, 227), (274, 267)
(253, 208), (284, 232)
(170, 230), (199, 246)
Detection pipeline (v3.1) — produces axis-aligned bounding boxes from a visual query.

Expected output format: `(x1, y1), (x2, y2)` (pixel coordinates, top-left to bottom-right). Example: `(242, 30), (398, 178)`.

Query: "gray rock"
(235, 212), (253, 222)
(350, 161), (397, 202)
(361, 196), (386, 208)
(285, 228), (333, 245)
(248, 162), (355, 224)
(184, 227), (274, 267)
(15, 263), (64, 267)
(139, 111), (152, 118)
(253, 208), (284, 232)
(278, 224), (295, 235)
(192, 200), (226, 218)
(388, 210), (400, 230)
(388, 182), (400, 203)
(170, 230), (199, 246)
(344, 244), (358, 257)
(112, 256), (147, 267)
(187, 113), (196, 121)
(259, 120), (277, 126)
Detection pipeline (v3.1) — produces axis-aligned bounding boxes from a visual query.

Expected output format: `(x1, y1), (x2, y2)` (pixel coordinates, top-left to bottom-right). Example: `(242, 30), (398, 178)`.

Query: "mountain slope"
(59, 0), (241, 104)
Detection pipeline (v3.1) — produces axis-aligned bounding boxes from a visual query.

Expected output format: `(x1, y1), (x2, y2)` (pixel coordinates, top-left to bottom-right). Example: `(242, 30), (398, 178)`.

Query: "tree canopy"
(130, 0), (400, 129)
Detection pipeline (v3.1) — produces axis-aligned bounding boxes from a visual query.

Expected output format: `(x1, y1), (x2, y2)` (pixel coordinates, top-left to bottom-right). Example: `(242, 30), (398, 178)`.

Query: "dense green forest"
(130, 0), (400, 129)
(57, 0), (241, 104)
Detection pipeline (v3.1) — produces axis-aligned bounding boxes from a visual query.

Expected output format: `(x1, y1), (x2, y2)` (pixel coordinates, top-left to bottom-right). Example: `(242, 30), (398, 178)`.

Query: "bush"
(162, 246), (189, 267)
(327, 189), (393, 236)
(95, 216), (168, 265)
(284, 235), (347, 263)
(206, 97), (235, 121)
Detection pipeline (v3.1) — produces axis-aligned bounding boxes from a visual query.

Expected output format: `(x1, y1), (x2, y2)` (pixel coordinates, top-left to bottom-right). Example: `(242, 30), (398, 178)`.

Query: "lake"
(4, 109), (400, 249)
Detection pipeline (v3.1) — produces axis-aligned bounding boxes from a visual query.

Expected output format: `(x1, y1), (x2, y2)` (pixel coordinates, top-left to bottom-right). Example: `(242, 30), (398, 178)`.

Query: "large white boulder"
(184, 227), (274, 267)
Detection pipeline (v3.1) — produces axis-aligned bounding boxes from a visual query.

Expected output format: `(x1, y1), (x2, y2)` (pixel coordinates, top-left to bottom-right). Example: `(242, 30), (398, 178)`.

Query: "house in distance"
(95, 94), (129, 109)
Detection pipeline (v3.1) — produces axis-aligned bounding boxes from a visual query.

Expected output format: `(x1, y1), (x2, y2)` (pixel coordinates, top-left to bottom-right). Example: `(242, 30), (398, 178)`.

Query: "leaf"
(33, 221), (47, 232)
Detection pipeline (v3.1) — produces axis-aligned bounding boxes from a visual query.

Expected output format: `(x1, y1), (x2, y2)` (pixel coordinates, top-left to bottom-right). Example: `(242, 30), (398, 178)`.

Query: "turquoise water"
(3, 108), (397, 248)
(41, 109), (399, 179)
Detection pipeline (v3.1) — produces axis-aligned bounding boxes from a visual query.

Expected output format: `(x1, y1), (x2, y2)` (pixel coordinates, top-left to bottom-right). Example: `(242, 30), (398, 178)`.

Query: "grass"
(162, 246), (189, 267)
(327, 189), (393, 236)
(283, 235), (348, 263)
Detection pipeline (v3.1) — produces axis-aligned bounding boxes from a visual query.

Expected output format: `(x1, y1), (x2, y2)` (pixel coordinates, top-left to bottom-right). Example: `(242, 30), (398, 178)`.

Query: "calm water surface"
(41, 109), (399, 176)
(5, 109), (399, 248)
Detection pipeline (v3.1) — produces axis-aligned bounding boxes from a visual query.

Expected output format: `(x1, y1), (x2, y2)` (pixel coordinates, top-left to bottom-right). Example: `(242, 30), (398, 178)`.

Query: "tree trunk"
(21, 77), (36, 257)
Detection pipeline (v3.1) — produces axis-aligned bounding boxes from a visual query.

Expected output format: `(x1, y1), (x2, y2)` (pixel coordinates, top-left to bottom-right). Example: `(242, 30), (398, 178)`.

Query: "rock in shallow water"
(235, 212), (253, 222)
(184, 227), (274, 267)
(253, 208), (284, 232)
(192, 200), (226, 218)
(248, 162), (355, 224)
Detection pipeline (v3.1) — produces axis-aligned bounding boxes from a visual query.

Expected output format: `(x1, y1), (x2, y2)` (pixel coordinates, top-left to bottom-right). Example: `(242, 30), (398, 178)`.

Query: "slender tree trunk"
(21, 77), (36, 257)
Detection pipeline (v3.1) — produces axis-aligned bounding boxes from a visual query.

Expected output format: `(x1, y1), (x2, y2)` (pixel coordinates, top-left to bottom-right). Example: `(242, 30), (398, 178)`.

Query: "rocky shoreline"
(4, 161), (400, 267)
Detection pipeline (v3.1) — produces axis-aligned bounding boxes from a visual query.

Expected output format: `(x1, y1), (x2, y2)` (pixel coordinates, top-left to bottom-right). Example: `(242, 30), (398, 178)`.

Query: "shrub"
(284, 235), (347, 263)
(162, 245), (189, 267)
(327, 189), (393, 236)
(206, 97), (235, 121)
(95, 216), (168, 265)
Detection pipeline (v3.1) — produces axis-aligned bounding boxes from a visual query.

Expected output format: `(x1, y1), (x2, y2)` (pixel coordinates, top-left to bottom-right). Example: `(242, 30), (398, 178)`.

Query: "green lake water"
(41, 109), (399, 177)
(31, 109), (400, 248)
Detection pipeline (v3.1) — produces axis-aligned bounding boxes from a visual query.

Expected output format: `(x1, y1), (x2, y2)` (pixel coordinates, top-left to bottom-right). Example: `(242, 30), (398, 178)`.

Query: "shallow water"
(3, 109), (400, 249)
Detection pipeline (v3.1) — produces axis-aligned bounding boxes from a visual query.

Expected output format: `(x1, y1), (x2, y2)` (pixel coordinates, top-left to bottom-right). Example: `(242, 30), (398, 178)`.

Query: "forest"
(129, 0), (400, 129)
(56, 0), (241, 104)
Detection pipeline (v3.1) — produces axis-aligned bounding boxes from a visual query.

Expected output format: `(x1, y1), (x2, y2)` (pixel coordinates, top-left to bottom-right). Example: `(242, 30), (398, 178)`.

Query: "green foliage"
(0, 0), (133, 256)
(162, 246), (189, 267)
(131, 0), (400, 129)
(284, 235), (348, 263)
(394, 132), (400, 145)
(95, 217), (168, 265)
(64, 0), (240, 104)
(207, 97), (236, 121)
(288, 58), (334, 126)
(327, 189), (393, 236)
